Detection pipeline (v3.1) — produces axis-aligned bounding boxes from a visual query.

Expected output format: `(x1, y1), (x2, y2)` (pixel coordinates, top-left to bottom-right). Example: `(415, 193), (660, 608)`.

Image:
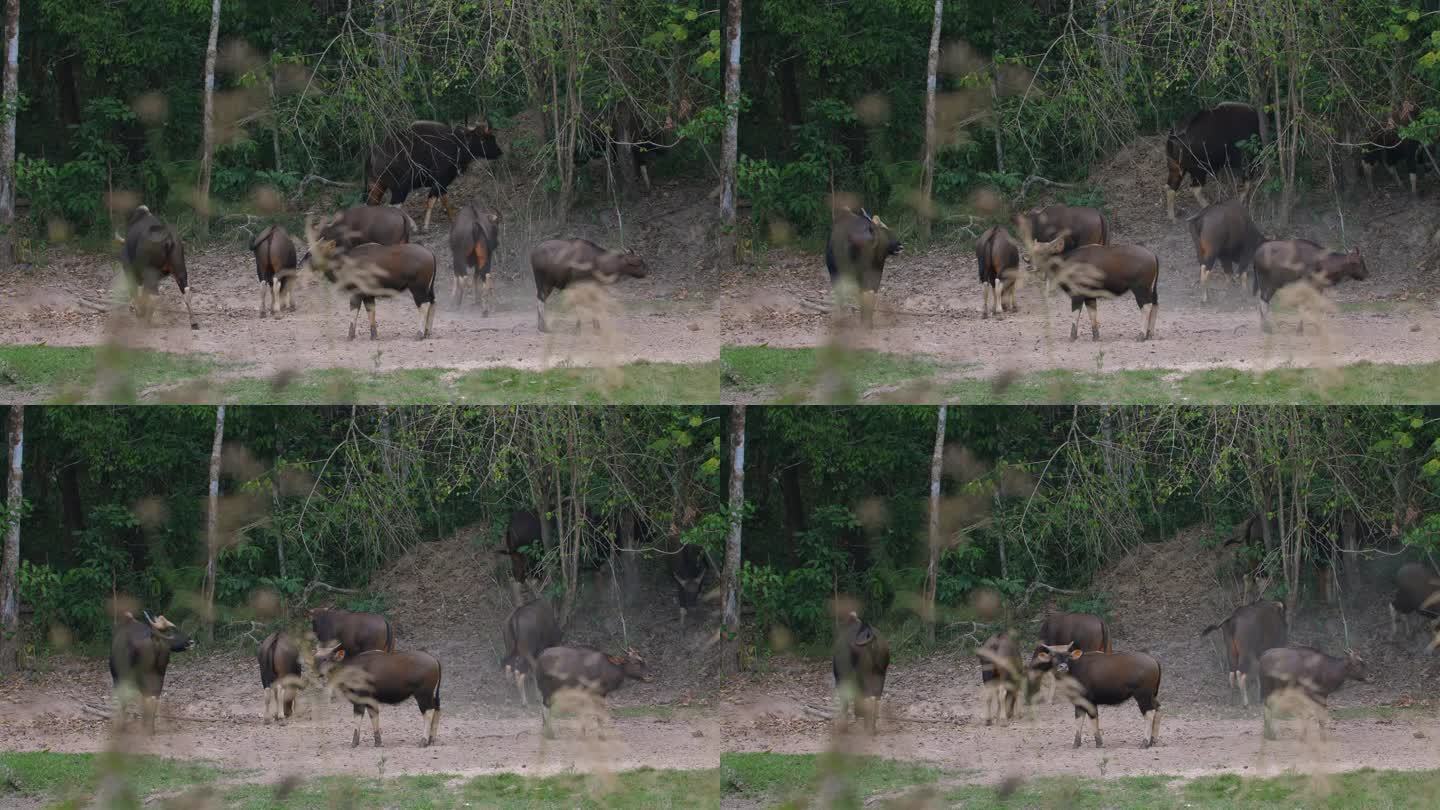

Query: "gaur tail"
(1099, 214), (1109, 247)
(1102, 623), (1112, 654)
(432, 656), (443, 710)
(384, 621), (395, 653)
(1199, 622), (1222, 638)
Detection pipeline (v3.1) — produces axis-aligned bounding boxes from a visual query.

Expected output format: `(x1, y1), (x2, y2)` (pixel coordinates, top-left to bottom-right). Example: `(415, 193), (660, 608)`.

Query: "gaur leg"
(1145, 708), (1161, 747)
(1409, 171), (1418, 197)
(1087, 299), (1100, 341)
(514, 670), (528, 707)
(367, 298), (378, 340)
(1258, 296), (1274, 334)
(982, 282), (993, 319)
(480, 274), (493, 316)
(1044, 670), (1056, 704)
(452, 271), (463, 303)
(1072, 706), (1088, 748)
(992, 280), (1003, 317)
(260, 279), (272, 317)
(1070, 299), (1084, 341)
(442, 193), (456, 221)
(982, 682), (996, 726)
(348, 295), (363, 341)
(264, 684), (275, 725)
(370, 706), (382, 747)
(1166, 186), (1178, 222)
(422, 196), (437, 233)
(1140, 301), (1157, 341)
(860, 290), (877, 328)
(171, 267), (198, 330)
(1190, 182), (1208, 208)
(1387, 163), (1403, 191)
(1002, 278), (1017, 313)
(1362, 161), (1376, 193)
(352, 704), (365, 747)
(640, 165), (652, 193)
(536, 295), (549, 333)
(423, 707), (440, 747)
(1238, 671), (1250, 707)
(1199, 262), (1211, 303)
(416, 301), (433, 340)
(679, 606), (687, 627)
(541, 698), (556, 739)
(143, 695), (159, 734)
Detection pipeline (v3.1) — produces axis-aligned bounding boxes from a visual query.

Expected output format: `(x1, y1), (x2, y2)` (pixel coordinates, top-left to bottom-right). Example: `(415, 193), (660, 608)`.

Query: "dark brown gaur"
(1251, 239), (1368, 334)
(303, 206), (412, 268)
(496, 509), (542, 604)
(1259, 646), (1367, 740)
(251, 224), (299, 318)
(1029, 239), (1160, 342)
(109, 611), (196, 733)
(1200, 599), (1287, 706)
(978, 631), (1023, 726)
(1032, 611), (1112, 703)
(316, 645), (443, 748)
(1165, 102), (1262, 221)
(258, 631), (303, 725)
(1187, 198), (1265, 303)
(1055, 646), (1163, 749)
(530, 238), (648, 333)
(120, 206), (198, 330)
(500, 599), (562, 706)
(313, 242), (438, 341)
(1013, 205), (1108, 294)
(832, 612), (890, 734)
(309, 608), (395, 657)
(1360, 100), (1426, 196)
(1391, 561), (1440, 640)
(534, 645), (649, 739)
(447, 201), (501, 312)
(673, 543), (707, 627)
(975, 226), (1022, 319)
(365, 120), (503, 232)
(825, 208), (904, 328)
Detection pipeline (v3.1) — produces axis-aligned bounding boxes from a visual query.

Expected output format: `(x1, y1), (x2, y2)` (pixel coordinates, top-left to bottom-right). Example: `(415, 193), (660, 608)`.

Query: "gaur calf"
(1014, 205), (1108, 294)
(978, 631), (1023, 726)
(1030, 239), (1160, 342)
(825, 208), (903, 328)
(975, 226), (1022, 319)
(832, 612), (890, 734)
(1033, 612), (1111, 703)
(310, 608), (395, 657)
(1251, 239), (1368, 334)
(313, 241), (439, 341)
(120, 206), (199, 330)
(448, 201), (501, 311)
(1200, 599), (1287, 706)
(311, 205), (412, 257)
(1390, 561), (1440, 640)
(1055, 646), (1163, 749)
(530, 238), (649, 333)
(258, 631), (303, 724)
(251, 224), (299, 318)
(1187, 198), (1265, 303)
(673, 543), (707, 627)
(109, 611), (196, 733)
(501, 599), (562, 706)
(316, 645), (443, 747)
(1258, 646), (1367, 740)
(534, 645), (649, 739)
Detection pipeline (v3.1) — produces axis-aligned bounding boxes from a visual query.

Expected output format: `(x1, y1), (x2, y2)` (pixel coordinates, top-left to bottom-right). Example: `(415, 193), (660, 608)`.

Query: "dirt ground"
(723, 136), (1440, 381)
(720, 529), (1440, 782)
(0, 531), (722, 781)
(0, 171), (720, 383)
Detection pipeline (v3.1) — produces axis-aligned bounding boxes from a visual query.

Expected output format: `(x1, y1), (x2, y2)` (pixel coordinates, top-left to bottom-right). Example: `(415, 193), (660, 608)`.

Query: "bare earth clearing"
(0, 533), (722, 782)
(722, 529), (1440, 783)
(723, 137), (1440, 383)
(0, 175), (719, 384)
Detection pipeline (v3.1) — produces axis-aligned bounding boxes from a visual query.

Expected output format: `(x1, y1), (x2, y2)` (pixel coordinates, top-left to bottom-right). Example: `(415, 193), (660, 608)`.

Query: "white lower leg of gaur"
(263, 687), (275, 724)
(860, 290), (877, 326)
(1410, 172), (1418, 196)
(1191, 185), (1208, 208)
(1166, 187), (1178, 221)
(536, 299), (547, 332)
(370, 706), (381, 745)
(1089, 301), (1100, 339)
(481, 275), (493, 315)
(1391, 604), (1400, 638)
(1140, 303), (1156, 340)
(1238, 671), (1249, 707)
(1199, 263), (1211, 303)
(1145, 708), (1160, 747)
(1072, 712), (1086, 747)
(1387, 164), (1403, 191)
(992, 280), (1002, 315)
(982, 285), (993, 318)
(367, 300), (378, 339)
(423, 198), (436, 233)
(424, 708), (439, 745)
(417, 301), (433, 339)
(1362, 162), (1376, 193)
(181, 286), (196, 329)
(1044, 670), (1056, 704)
(452, 274), (462, 301)
(260, 282), (272, 316)
(514, 671), (528, 707)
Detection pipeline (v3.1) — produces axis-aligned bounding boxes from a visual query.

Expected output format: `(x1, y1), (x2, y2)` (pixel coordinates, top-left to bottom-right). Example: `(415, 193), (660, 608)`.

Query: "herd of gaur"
(106, 509), (713, 748)
(831, 560), (1440, 748)
(117, 120), (653, 339)
(827, 101), (1407, 337)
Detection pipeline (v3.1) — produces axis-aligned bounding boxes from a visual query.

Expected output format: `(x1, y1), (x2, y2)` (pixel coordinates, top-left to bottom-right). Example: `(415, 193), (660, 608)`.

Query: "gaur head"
(600, 248), (648, 280)
(610, 649), (650, 682)
(1322, 247), (1368, 284)
(461, 121), (504, 161)
(1164, 134), (1186, 191)
(1342, 649), (1370, 682)
(673, 571), (704, 608)
(142, 611), (196, 652)
(127, 205), (153, 228)
(313, 642), (346, 677)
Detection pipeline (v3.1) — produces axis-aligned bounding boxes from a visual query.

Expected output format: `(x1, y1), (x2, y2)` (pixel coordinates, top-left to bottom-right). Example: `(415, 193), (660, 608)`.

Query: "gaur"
(832, 612), (890, 734)
(1034, 612), (1111, 703)
(316, 644), (443, 748)
(978, 631), (1023, 726)
(1200, 599), (1287, 706)
(109, 611), (196, 733)
(530, 238), (648, 333)
(1165, 102), (1262, 220)
(825, 208), (903, 328)
(1055, 645), (1163, 749)
(1361, 101), (1426, 196)
(673, 544), (707, 627)
(1390, 561), (1440, 640)
(501, 599), (562, 706)
(1030, 239), (1160, 342)
(447, 201), (501, 312)
(309, 608), (395, 657)
(1258, 646), (1367, 740)
(258, 630), (303, 724)
(120, 206), (198, 330)
(1187, 198), (1265, 303)
(1251, 239), (1368, 334)
(251, 224), (299, 318)
(975, 226), (1022, 319)
(312, 241), (439, 342)
(534, 645), (649, 739)
(365, 120), (503, 232)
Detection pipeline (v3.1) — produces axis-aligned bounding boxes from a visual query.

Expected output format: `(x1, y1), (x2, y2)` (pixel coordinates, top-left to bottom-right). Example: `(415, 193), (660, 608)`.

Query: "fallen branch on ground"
(1019, 175), (1080, 198)
(300, 580), (361, 605)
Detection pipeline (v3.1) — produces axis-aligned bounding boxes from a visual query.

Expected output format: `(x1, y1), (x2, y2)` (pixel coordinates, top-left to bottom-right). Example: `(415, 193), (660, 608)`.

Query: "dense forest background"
(0, 405), (723, 656)
(738, 406), (1440, 653)
(739, 0), (1440, 241)
(13, 0), (723, 242)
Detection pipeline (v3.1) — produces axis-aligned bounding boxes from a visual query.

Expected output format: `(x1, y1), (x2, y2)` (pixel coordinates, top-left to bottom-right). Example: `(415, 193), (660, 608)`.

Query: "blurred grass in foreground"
(721, 345), (1440, 404)
(723, 752), (1440, 809)
(0, 751), (719, 809)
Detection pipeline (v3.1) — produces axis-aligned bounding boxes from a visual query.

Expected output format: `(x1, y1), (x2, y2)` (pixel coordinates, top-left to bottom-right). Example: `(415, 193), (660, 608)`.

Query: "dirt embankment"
(720, 528), (1440, 782)
(723, 135), (1440, 380)
(0, 529), (723, 780)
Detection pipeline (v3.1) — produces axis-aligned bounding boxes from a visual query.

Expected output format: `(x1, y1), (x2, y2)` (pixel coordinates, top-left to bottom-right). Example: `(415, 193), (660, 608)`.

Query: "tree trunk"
(718, 0), (742, 255)
(273, 424), (287, 590)
(197, 0), (222, 234)
(203, 405), (225, 642)
(0, 406), (22, 676)
(0, 0), (19, 270)
(990, 59), (1005, 175)
(924, 405), (945, 645)
(721, 405), (746, 675)
(918, 0), (943, 240)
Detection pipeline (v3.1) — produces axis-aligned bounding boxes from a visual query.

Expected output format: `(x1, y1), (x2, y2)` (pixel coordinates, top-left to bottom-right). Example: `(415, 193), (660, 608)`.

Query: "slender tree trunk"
(990, 59), (1005, 175)
(721, 405), (746, 675)
(197, 0), (222, 234)
(718, 0), (742, 257)
(272, 424), (287, 591)
(919, 0), (943, 240)
(204, 405), (225, 642)
(0, 406), (22, 676)
(925, 406), (945, 645)
(0, 0), (19, 269)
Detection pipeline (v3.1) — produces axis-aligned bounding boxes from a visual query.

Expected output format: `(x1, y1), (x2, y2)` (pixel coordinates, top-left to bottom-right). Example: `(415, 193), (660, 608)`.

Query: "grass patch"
(0, 752), (715, 809)
(720, 345), (942, 403)
(723, 752), (1440, 809)
(611, 704), (678, 719)
(0, 344), (221, 401)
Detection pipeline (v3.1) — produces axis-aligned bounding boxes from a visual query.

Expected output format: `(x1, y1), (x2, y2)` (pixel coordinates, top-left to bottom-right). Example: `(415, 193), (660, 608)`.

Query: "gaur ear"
(334, 649), (346, 661)
(489, 213), (500, 224)
(1070, 649), (1083, 660)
